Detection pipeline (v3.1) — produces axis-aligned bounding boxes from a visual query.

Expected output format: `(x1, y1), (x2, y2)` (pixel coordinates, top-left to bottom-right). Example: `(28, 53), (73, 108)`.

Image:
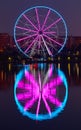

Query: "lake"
(0, 62), (81, 130)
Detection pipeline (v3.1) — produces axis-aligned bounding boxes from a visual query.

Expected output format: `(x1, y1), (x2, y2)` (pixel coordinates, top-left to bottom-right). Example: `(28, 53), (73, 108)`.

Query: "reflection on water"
(0, 64), (14, 90)
(0, 62), (81, 90)
(14, 64), (68, 121)
(0, 62), (81, 129)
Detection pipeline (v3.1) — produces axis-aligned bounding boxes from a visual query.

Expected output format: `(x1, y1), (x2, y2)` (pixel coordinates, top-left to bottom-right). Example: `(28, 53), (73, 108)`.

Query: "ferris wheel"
(14, 6), (67, 59)
(14, 64), (68, 121)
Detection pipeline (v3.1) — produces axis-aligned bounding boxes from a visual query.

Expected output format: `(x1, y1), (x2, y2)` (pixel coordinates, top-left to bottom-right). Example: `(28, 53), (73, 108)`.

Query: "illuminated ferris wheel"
(14, 6), (67, 59)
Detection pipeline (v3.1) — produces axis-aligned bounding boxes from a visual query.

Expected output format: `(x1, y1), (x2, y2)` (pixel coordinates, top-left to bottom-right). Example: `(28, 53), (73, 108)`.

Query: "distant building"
(0, 33), (10, 52)
(0, 33), (16, 52)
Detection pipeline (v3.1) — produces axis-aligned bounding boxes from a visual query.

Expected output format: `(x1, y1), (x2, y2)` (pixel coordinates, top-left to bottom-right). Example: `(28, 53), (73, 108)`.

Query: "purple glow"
(23, 14), (38, 31)
(35, 8), (40, 30)
(43, 34), (62, 46)
(42, 9), (50, 30)
(24, 97), (38, 111)
(36, 95), (41, 117)
(48, 96), (61, 107)
(17, 81), (32, 90)
(44, 76), (62, 89)
(50, 88), (56, 95)
(44, 18), (61, 31)
(42, 95), (51, 116)
(14, 6), (67, 58)
(16, 26), (37, 33)
(17, 33), (37, 42)
(16, 64), (63, 117)
(17, 93), (31, 100)
(25, 69), (39, 88)
(48, 64), (53, 78)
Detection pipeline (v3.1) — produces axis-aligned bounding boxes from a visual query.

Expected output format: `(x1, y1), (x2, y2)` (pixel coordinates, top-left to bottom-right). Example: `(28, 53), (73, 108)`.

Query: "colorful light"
(14, 6), (67, 59)
(14, 64), (68, 121)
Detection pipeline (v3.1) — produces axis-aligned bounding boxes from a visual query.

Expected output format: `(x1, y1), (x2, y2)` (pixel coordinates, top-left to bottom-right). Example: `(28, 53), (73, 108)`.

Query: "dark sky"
(0, 0), (81, 36)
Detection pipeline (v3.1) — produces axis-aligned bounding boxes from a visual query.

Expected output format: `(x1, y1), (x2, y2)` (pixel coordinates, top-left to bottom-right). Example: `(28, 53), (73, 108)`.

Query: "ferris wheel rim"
(14, 6), (68, 58)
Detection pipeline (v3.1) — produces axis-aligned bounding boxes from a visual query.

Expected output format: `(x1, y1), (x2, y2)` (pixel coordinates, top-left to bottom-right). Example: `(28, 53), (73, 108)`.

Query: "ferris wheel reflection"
(14, 63), (68, 121)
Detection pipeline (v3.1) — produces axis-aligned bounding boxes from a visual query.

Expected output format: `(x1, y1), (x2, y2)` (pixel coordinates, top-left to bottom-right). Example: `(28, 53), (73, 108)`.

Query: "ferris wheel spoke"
(25, 69), (39, 88)
(40, 42), (46, 56)
(44, 18), (61, 31)
(43, 64), (53, 87)
(17, 93), (32, 101)
(42, 95), (51, 116)
(46, 41), (58, 51)
(41, 35), (53, 56)
(46, 76), (62, 89)
(23, 14), (38, 31)
(17, 33), (37, 42)
(18, 81), (32, 90)
(29, 40), (38, 57)
(38, 72), (42, 90)
(16, 32), (31, 36)
(42, 9), (50, 30)
(43, 34), (62, 46)
(48, 96), (62, 107)
(36, 95), (41, 117)
(38, 35), (41, 49)
(44, 31), (56, 35)
(19, 19), (32, 28)
(50, 88), (56, 95)
(24, 35), (38, 53)
(35, 8), (40, 30)
(24, 97), (38, 111)
(21, 41), (29, 47)
(16, 25), (37, 33)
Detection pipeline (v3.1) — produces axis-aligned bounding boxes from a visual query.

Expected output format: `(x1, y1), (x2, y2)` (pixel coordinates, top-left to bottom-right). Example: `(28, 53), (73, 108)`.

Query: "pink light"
(17, 33), (37, 42)
(17, 81), (24, 89)
(35, 8), (40, 30)
(41, 35), (53, 56)
(44, 18), (61, 31)
(42, 95), (51, 116)
(36, 95), (41, 117)
(42, 9), (50, 30)
(18, 81), (32, 91)
(23, 14), (38, 31)
(42, 64), (53, 87)
(24, 97), (38, 111)
(48, 96), (61, 107)
(44, 76), (62, 89)
(16, 67), (63, 116)
(24, 36), (38, 53)
(43, 34), (62, 46)
(50, 88), (56, 95)
(16, 26), (37, 33)
(17, 93), (31, 100)
(48, 64), (53, 78)
(25, 69), (39, 88)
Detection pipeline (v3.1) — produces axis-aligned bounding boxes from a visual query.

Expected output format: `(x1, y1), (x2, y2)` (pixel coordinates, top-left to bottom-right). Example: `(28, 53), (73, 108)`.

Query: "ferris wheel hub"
(38, 30), (43, 35)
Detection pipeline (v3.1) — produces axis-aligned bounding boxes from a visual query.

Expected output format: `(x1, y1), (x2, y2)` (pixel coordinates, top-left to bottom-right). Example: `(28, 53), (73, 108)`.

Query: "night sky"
(0, 0), (81, 36)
